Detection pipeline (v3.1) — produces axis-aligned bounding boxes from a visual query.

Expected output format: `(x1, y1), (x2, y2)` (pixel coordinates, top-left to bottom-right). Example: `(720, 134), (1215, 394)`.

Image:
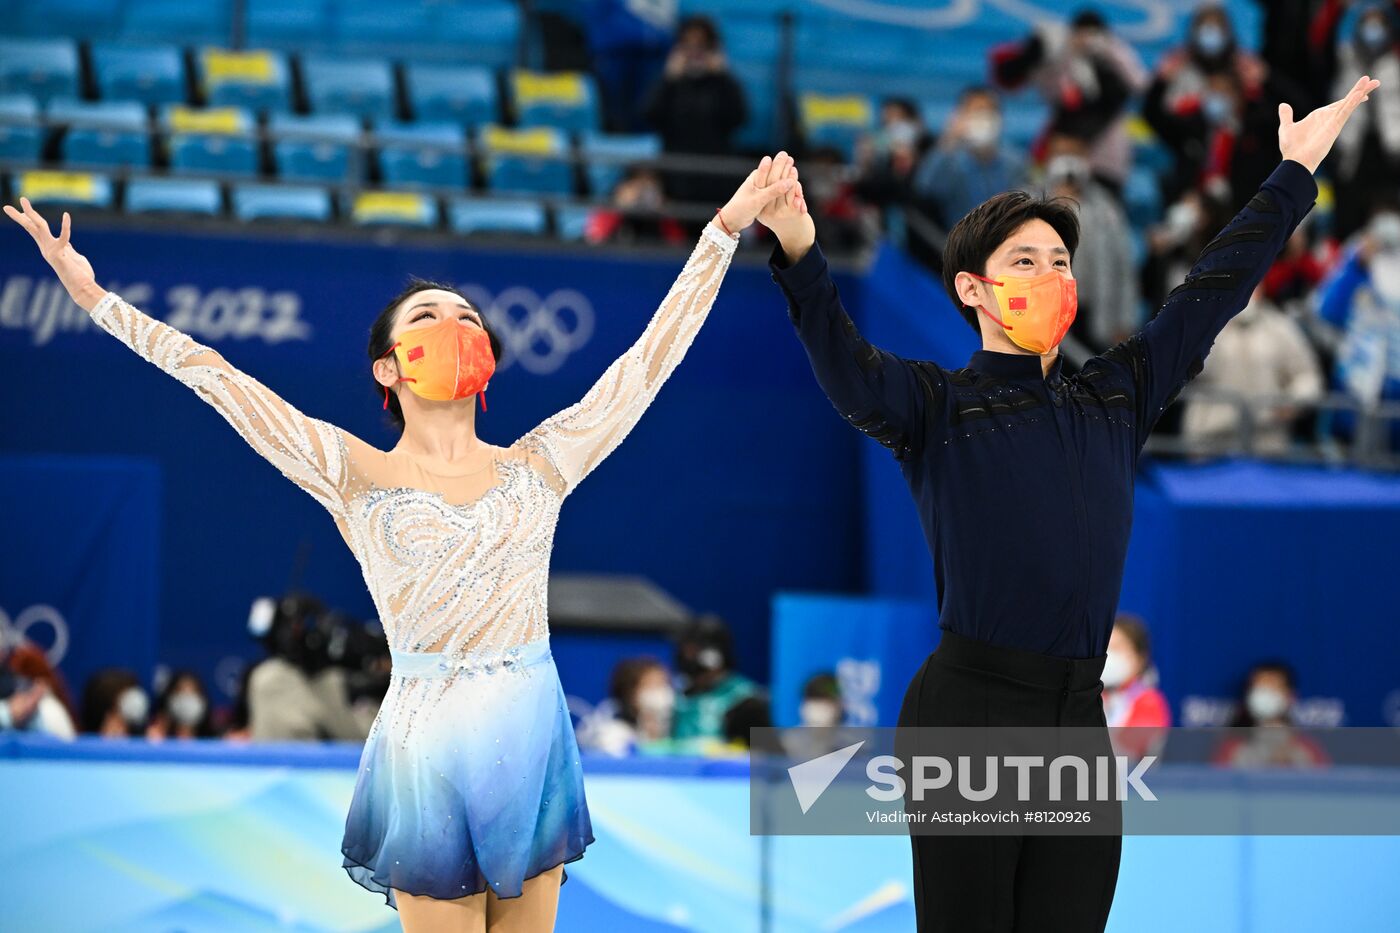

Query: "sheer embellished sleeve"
(89, 291), (374, 520)
(515, 218), (739, 495)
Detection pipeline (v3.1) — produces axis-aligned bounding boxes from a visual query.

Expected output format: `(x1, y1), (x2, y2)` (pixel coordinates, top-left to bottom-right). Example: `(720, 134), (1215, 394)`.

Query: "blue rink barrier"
(2, 735), (1397, 932)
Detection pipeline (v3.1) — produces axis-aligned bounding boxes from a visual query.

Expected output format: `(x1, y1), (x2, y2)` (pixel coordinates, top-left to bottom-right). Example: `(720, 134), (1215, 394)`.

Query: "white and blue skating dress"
(87, 220), (740, 906)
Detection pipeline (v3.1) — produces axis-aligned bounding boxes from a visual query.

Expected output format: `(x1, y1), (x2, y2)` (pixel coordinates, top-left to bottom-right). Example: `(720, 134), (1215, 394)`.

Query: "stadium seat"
(269, 113), (362, 183)
(51, 100), (152, 170)
(162, 105), (259, 176)
(432, 1), (521, 69)
(246, 0), (327, 48)
(334, 4), (434, 52)
(0, 38), (80, 105)
(302, 56), (396, 121)
(348, 190), (438, 227)
(510, 71), (599, 133)
(124, 176), (222, 215)
(405, 64), (498, 127)
(91, 43), (187, 106)
(121, 0), (232, 44)
(798, 93), (874, 161)
(375, 121), (468, 190)
(198, 49), (291, 114)
(0, 95), (43, 164)
(578, 132), (661, 198)
(15, 169), (115, 209)
(233, 183), (333, 222)
(479, 125), (572, 195)
(554, 203), (594, 241)
(448, 198), (547, 236)
(14, 0), (123, 40)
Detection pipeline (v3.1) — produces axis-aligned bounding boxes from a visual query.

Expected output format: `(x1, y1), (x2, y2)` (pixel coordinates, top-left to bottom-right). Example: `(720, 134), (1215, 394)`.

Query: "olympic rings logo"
(456, 284), (595, 376)
(0, 604), (70, 666)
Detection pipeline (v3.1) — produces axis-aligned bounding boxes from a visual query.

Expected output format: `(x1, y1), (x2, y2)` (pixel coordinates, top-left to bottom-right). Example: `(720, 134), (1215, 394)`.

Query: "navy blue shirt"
(771, 160), (1318, 659)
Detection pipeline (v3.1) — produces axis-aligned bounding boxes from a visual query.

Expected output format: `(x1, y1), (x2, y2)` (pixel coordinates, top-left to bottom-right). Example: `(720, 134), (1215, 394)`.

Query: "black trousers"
(896, 630), (1122, 933)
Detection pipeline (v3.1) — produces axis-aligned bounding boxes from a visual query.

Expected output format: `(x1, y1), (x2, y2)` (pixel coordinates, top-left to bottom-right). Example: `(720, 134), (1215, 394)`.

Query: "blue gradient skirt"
(341, 637), (594, 907)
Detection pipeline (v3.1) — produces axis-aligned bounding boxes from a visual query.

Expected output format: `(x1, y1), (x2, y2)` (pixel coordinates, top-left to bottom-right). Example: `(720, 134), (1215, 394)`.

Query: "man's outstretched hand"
(1281, 74), (1382, 174)
(756, 156), (815, 265)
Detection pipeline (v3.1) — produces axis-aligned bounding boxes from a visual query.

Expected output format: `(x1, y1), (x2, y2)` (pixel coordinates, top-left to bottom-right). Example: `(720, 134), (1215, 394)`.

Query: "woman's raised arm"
(6, 198), (374, 519)
(515, 154), (795, 496)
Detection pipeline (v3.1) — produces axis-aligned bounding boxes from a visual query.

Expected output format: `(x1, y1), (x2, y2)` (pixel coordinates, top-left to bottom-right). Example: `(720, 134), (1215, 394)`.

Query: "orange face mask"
(968, 269), (1078, 355)
(378, 317), (496, 412)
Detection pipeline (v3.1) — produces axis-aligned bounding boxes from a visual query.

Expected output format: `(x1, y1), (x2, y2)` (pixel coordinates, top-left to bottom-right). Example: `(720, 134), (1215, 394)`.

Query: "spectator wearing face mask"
(1317, 206), (1400, 448)
(1100, 615), (1169, 761)
(913, 86), (1028, 233)
(1329, 7), (1400, 241)
(1040, 133), (1140, 352)
(575, 656), (676, 756)
(1183, 281), (1324, 455)
(80, 668), (150, 738)
(146, 669), (218, 740)
(1141, 184), (1235, 311)
(671, 615), (759, 741)
(990, 9), (1148, 194)
(853, 97), (934, 212)
(0, 642), (78, 739)
(1145, 5), (1304, 206)
(1214, 661), (1329, 768)
(642, 15), (747, 206)
(585, 164), (687, 246)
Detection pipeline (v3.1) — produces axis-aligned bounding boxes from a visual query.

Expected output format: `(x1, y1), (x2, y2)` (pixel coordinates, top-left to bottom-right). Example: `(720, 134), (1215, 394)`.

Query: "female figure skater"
(6, 152), (797, 931)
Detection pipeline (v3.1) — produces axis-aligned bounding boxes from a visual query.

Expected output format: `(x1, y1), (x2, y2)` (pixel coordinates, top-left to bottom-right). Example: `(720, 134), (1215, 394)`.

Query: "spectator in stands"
(1101, 614), (1169, 760)
(1140, 183), (1235, 311)
(1183, 282), (1324, 454)
(912, 86), (1027, 232)
(803, 146), (871, 253)
(1144, 5), (1302, 206)
(1214, 661), (1329, 768)
(585, 164), (688, 246)
(586, 0), (677, 132)
(798, 672), (843, 728)
(146, 669), (218, 740)
(1251, 0), (1332, 109)
(1316, 205), (1400, 446)
(643, 15), (748, 206)
(1041, 133), (1139, 351)
(575, 655), (676, 756)
(1264, 221), (1331, 310)
(1328, 6), (1400, 241)
(0, 641), (78, 739)
(721, 694), (773, 750)
(80, 668), (149, 738)
(852, 97), (933, 215)
(990, 8), (1147, 193)
(672, 615), (759, 741)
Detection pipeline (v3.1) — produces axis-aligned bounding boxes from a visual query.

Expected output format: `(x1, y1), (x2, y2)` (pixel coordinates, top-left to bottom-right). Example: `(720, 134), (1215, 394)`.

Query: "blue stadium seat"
(51, 100), (151, 170)
(405, 64), (498, 127)
(578, 132), (661, 198)
(348, 190), (438, 227)
(1124, 165), (1164, 230)
(246, 0), (328, 48)
(334, 4), (434, 51)
(448, 198), (547, 236)
(198, 49), (291, 114)
(432, 1), (521, 69)
(121, 0), (232, 44)
(162, 105), (259, 176)
(125, 177), (222, 215)
(15, 0), (123, 39)
(302, 56), (396, 121)
(798, 93), (874, 161)
(91, 43), (186, 106)
(479, 125), (572, 195)
(15, 169), (115, 209)
(0, 95), (43, 164)
(233, 183), (333, 222)
(269, 113), (362, 183)
(375, 121), (467, 190)
(554, 204), (594, 241)
(511, 71), (599, 132)
(0, 38), (80, 105)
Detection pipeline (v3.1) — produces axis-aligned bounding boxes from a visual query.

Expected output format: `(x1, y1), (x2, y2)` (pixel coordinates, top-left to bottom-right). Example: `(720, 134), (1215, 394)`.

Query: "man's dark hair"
(367, 277), (503, 432)
(882, 96), (921, 121)
(958, 84), (1000, 109)
(1071, 8), (1108, 30)
(940, 190), (1081, 333)
(677, 15), (721, 50)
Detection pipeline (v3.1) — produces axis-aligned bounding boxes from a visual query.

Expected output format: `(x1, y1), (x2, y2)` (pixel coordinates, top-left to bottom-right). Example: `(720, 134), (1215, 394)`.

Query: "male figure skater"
(758, 76), (1380, 932)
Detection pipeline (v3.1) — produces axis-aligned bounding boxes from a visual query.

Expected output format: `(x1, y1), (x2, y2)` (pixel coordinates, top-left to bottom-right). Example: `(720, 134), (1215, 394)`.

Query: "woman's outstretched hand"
(4, 197), (104, 310)
(1280, 74), (1382, 174)
(716, 152), (798, 235)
